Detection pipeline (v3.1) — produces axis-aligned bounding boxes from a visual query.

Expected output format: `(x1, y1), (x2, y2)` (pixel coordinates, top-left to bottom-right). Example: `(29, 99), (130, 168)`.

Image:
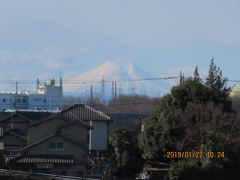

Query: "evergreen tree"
(139, 61), (240, 179)
(139, 60), (234, 160)
(109, 128), (143, 174)
(193, 66), (200, 81)
(206, 58), (231, 111)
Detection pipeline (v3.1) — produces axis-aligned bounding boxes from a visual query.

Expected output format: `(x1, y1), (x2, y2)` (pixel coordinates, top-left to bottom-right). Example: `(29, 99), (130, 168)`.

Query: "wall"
(25, 136), (86, 161)
(28, 118), (67, 144)
(90, 121), (108, 151)
(61, 125), (88, 149)
(2, 133), (26, 151)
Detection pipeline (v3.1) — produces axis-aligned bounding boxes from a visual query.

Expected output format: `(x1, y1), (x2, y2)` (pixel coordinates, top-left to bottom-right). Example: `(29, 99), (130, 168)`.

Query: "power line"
(63, 76), (180, 84)
(0, 76), (240, 87)
(84, 100), (161, 107)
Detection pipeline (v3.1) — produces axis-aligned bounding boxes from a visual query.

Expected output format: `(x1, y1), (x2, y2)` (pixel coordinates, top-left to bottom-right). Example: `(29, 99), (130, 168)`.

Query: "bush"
(166, 160), (199, 180)
(166, 159), (240, 180)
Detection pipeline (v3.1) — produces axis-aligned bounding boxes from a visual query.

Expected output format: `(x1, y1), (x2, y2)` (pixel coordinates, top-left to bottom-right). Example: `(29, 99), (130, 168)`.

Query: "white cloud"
(0, 48), (94, 83)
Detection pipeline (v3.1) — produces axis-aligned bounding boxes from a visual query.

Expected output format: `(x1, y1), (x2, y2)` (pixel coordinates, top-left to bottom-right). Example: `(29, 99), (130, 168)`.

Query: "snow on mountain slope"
(63, 61), (171, 99)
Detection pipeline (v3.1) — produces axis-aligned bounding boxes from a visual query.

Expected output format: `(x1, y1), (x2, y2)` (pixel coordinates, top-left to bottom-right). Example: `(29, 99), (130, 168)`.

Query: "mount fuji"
(63, 61), (171, 100)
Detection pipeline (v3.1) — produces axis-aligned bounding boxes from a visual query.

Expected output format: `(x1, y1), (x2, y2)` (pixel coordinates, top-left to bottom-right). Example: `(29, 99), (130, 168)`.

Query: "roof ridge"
(61, 104), (111, 121)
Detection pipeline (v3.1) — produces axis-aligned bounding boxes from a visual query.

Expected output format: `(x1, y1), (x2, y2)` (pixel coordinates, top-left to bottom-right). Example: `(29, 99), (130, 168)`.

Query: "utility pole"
(90, 85), (93, 104)
(16, 82), (18, 94)
(101, 78), (105, 99)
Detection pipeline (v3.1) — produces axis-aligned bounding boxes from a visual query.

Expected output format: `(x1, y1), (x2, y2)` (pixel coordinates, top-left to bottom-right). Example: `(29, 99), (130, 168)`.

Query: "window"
(57, 142), (63, 149)
(49, 142), (56, 149)
(34, 98), (42, 101)
(2, 99), (6, 103)
(49, 142), (64, 150)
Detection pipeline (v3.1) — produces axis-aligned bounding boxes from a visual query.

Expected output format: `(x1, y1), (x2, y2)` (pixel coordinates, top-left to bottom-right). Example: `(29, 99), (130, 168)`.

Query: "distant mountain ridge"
(63, 61), (171, 100)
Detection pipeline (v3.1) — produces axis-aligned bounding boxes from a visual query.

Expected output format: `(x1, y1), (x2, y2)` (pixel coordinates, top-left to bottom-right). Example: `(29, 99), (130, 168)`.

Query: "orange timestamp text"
(166, 151), (225, 159)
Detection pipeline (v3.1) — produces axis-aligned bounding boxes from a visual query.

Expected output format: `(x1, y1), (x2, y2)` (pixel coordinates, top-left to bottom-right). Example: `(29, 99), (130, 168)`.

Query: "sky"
(0, 0), (240, 92)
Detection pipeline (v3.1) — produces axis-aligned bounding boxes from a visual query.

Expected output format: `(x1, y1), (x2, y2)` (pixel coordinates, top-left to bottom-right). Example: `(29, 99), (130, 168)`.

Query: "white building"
(0, 78), (63, 112)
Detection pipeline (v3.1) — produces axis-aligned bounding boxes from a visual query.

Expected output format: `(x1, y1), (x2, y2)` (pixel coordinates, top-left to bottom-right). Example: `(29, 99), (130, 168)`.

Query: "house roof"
(29, 114), (92, 129)
(108, 113), (148, 130)
(21, 131), (87, 152)
(3, 129), (27, 142)
(61, 104), (111, 121)
(16, 111), (53, 122)
(10, 154), (75, 164)
(0, 111), (52, 123)
(0, 113), (33, 124)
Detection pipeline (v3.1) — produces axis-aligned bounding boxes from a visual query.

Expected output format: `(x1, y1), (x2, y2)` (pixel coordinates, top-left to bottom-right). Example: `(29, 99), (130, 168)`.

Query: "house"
(0, 112), (33, 135)
(0, 129), (27, 151)
(107, 113), (148, 134)
(0, 104), (111, 176)
(9, 114), (92, 176)
(60, 104), (111, 151)
(27, 115), (90, 145)
(0, 111), (52, 151)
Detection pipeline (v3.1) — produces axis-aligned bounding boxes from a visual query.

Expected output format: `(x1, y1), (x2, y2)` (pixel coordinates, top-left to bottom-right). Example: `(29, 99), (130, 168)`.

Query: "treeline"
(107, 59), (240, 179)
(138, 59), (240, 180)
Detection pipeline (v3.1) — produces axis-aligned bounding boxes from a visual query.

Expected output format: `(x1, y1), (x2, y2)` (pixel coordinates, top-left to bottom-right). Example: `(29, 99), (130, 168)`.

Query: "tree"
(139, 60), (240, 179)
(193, 66), (200, 81)
(139, 60), (238, 161)
(206, 58), (231, 111)
(171, 78), (210, 110)
(109, 128), (143, 177)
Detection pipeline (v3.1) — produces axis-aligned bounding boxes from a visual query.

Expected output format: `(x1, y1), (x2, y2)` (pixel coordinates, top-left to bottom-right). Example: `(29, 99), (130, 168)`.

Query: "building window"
(3, 99), (6, 103)
(57, 142), (64, 149)
(49, 142), (64, 150)
(49, 142), (56, 149)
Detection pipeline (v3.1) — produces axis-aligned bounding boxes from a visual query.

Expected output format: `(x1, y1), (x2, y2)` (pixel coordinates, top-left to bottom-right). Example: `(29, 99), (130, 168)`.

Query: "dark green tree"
(109, 128), (143, 176)
(139, 60), (236, 161)
(193, 66), (200, 81)
(206, 58), (231, 111)
(139, 60), (240, 179)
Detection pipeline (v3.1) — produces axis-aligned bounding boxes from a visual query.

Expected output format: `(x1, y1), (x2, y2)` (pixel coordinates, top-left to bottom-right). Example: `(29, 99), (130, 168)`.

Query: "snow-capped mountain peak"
(63, 61), (170, 99)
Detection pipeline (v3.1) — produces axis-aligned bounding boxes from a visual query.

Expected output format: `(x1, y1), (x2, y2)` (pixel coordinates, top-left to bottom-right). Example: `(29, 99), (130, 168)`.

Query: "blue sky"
(0, 0), (240, 91)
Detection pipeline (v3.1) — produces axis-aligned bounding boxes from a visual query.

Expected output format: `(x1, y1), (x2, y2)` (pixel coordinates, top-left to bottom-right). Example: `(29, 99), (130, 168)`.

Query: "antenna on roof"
(90, 85), (93, 104)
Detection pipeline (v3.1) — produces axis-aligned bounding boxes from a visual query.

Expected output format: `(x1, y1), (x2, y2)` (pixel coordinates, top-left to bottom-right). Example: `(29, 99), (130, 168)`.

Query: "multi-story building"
(0, 78), (63, 111)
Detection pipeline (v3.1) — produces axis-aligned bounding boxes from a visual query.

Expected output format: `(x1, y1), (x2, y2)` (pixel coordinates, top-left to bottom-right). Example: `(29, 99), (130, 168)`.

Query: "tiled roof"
(11, 155), (75, 164)
(29, 114), (91, 129)
(16, 111), (53, 122)
(0, 113), (33, 123)
(61, 104), (111, 121)
(108, 113), (148, 131)
(0, 111), (52, 122)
